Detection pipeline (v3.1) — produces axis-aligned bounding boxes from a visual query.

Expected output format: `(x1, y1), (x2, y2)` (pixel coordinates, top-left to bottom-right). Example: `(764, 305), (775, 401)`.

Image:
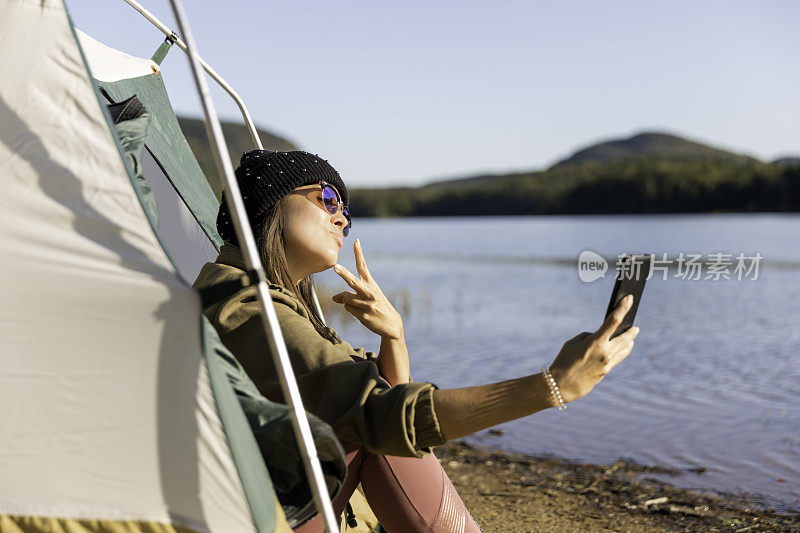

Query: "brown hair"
(255, 196), (342, 344)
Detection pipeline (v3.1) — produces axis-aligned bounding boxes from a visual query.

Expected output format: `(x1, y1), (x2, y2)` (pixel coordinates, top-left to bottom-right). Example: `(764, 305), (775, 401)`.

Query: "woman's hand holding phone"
(549, 295), (640, 404)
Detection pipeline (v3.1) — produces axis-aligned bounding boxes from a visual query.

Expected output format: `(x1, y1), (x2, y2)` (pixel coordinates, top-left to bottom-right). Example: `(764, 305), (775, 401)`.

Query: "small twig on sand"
(643, 496), (669, 507)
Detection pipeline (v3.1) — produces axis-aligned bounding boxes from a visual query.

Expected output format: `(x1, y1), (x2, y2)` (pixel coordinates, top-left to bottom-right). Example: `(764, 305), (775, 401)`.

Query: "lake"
(315, 213), (800, 511)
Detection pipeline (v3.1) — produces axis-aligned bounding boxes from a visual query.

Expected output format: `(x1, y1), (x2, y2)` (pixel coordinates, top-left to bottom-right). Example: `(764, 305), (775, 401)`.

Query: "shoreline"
(434, 440), (799, 532)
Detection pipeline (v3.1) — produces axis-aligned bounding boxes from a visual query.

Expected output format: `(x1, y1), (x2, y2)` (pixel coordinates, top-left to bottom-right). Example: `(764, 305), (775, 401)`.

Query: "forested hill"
(550, 132), (757, 168)
(176, 119), (800, 216)
(350, 131), (800, 217)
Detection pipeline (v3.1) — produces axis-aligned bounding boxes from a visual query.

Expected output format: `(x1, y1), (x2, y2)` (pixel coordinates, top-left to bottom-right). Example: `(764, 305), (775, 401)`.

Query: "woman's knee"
(360, 451), (480, 532)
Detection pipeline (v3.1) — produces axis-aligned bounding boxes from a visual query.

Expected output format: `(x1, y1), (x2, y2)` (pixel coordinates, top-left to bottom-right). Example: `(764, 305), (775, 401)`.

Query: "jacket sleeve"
(210, 288), (445, 458)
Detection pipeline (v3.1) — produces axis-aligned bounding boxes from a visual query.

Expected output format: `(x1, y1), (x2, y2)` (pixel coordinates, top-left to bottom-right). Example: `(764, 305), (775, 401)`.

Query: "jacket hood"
(196, 242), (308, 317)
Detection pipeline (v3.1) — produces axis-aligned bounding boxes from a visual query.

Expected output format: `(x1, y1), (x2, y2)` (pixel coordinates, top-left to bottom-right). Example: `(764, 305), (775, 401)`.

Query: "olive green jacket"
(193, 244), (445, 457)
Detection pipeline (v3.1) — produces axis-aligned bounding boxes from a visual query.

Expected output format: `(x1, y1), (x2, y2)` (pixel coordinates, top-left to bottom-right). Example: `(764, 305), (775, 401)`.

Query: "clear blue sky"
(67, 1), (799, 187)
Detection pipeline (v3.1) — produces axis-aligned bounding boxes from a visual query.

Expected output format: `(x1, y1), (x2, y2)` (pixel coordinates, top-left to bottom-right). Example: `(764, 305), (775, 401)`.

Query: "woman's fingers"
(334, 239), (403, 339)
(332, 291), (357, 303)
(353, 239), (373, 282)
(608, 340), (635, 369)
(596, 295), (633, 341)
(333, 263), (364, 292)
(344, 302), (374, 323)
(332, 291), (370, 309)
(551, 315), (640, 403)
(333, 240), (373, 291)
(603, 326), (638, 370)
(611, 325), (639, 347)
(344, 302), (363, 315)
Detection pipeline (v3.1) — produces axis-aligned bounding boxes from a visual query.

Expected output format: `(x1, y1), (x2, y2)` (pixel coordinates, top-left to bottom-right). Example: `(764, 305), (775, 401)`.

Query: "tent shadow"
(0, 93), (207, 528)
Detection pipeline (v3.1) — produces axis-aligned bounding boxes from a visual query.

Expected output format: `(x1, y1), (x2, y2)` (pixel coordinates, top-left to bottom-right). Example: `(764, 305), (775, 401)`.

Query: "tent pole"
(165, 1), (339, 531)
(311, 289), (326, 325)
(122, 0), (329, 327)
(122, 0), (263, 150)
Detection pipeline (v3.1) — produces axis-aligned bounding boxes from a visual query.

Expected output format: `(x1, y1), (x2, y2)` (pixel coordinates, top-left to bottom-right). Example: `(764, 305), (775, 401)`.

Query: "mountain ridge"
(550, 131), (759, 169)
(173, 117), (800, 216)
(423, 131), (772, 189)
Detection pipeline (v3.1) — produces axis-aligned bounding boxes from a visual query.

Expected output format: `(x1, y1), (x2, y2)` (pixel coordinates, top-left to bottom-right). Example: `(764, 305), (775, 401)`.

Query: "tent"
(0, 0), (344, 530)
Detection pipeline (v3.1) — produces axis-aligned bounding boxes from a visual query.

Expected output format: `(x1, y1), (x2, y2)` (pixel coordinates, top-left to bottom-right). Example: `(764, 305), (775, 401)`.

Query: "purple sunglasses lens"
(321, 185), (339, 214)
(321, 182), (351, 236)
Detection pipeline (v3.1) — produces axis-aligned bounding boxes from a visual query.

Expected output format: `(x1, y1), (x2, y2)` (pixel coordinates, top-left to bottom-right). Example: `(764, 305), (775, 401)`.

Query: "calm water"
(316, 213), (800, 511)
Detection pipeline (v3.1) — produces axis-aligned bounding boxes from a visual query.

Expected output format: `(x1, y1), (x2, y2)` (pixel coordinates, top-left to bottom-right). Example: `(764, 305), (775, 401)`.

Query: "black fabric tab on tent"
(107, 95), (146, 123)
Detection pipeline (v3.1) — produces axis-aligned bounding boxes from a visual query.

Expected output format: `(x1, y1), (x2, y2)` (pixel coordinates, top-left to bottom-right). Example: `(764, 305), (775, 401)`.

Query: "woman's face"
(281, 183), (348, 283)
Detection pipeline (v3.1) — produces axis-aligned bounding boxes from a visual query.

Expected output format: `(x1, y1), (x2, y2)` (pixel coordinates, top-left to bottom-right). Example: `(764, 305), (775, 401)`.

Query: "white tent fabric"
(74, 27), (159, 83)
(0, 1), (254, 531)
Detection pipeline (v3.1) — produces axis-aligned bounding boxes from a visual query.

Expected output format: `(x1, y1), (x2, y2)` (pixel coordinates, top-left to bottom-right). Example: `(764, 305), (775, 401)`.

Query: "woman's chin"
(321, 250), (339, 270)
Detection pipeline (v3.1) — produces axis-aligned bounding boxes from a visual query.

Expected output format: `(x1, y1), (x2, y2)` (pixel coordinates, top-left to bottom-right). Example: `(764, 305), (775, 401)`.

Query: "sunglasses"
(319, 180), (351, 237)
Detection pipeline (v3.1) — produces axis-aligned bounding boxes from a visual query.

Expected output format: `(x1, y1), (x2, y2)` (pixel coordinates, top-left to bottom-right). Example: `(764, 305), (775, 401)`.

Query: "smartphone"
(604, 254), (651, 339)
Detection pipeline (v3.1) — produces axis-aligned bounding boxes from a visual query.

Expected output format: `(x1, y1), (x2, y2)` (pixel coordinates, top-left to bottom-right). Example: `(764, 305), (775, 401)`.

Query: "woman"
(193, 150), (639, 532)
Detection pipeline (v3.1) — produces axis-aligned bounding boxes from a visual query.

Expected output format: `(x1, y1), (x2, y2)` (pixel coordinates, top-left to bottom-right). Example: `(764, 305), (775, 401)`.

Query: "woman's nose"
(331, 207), (347, 228)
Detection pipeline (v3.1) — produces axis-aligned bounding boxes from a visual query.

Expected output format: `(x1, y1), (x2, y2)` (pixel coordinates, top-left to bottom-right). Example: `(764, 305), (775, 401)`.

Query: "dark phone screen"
(605, 254), (651, 339)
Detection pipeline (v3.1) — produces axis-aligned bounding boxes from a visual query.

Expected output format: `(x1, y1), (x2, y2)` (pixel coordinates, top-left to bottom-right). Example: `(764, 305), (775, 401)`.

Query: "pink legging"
(295, 441), (481, 532)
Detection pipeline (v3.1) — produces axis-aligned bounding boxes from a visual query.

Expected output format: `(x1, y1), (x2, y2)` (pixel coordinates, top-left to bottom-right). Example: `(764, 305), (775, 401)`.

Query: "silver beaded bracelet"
(541, 366), (567, 411)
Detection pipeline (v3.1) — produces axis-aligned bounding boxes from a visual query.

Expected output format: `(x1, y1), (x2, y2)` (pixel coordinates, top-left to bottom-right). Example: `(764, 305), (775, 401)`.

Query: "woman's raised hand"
(548, 295), (640, 404)
(332, 239), (404, 340)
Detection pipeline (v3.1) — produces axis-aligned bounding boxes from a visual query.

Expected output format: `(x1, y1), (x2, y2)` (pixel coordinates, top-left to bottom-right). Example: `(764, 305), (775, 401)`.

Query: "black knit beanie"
(217, 149), (349, 245)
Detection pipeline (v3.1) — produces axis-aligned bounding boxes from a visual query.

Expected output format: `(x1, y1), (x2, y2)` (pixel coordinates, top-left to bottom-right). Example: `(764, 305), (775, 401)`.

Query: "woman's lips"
(330, 232), (343, 247)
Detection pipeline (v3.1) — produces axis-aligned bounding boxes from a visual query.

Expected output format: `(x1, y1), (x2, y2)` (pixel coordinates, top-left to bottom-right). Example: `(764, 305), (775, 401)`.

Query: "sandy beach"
(432, 441), (799, 532)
